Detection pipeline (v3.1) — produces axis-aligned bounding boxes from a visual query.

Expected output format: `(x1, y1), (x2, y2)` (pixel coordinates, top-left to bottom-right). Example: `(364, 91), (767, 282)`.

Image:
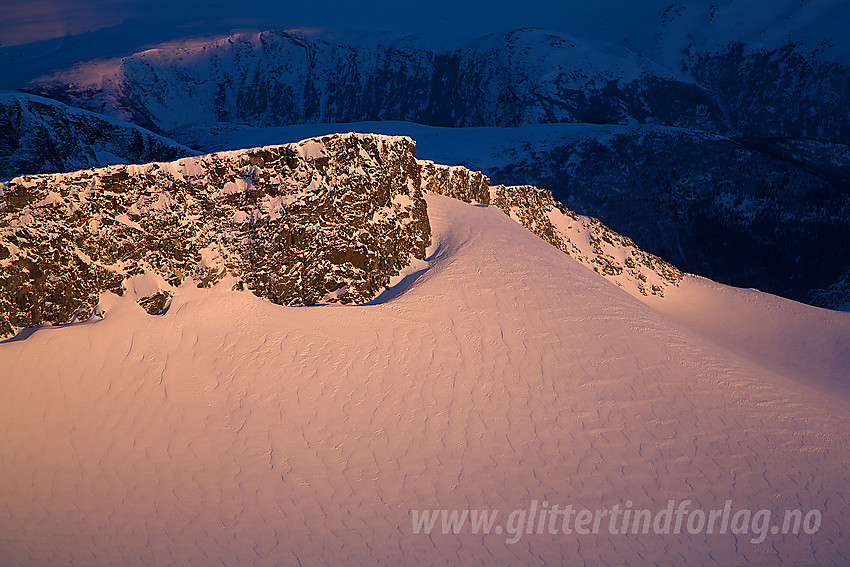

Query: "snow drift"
(0, 189), (848, 566)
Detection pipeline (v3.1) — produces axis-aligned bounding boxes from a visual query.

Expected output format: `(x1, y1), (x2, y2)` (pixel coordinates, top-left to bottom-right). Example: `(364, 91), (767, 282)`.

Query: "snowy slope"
(643, 275), (850, 397)
(26, 29), (725, 135)
(184, 120), (850, 309)
(0, 90), (195, 179)
(1, 192), (848, 566)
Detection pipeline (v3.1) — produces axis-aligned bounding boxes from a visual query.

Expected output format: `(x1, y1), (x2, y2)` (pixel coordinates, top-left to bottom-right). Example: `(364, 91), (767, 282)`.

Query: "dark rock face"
(482, 129), (850, 305)
(684, 43), (850, 142)
(0, 91), (196, 180)
(419, 161), (490, 204)
(28, 29), (728, 138)
(0, 133), (430, 337)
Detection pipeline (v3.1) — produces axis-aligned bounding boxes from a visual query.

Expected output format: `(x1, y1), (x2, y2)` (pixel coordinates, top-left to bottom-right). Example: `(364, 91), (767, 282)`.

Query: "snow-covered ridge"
(27, 28), (725, 136)
(0, 90), (196, 179)
(489, 184), (682, 297)
(417, 161), (682, 298)
(0, 133), (430, 337)
(1, 132), (682, 338)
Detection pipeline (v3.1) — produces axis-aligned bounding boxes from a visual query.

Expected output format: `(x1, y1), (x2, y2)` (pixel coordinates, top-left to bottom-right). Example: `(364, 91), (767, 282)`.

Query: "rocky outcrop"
(419, 161), (490, 204)
(489, 184), (562, 248)
(419, 162), (682, 297)
(0, 91), (195, 180)
(0, 133), (430, 337)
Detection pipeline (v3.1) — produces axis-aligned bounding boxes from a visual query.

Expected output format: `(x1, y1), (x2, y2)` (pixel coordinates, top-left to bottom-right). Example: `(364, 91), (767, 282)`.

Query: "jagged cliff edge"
(0, 133), (680, 338)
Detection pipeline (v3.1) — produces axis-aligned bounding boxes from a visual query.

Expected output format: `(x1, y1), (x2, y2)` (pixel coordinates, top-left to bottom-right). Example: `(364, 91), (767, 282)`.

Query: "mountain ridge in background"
(2, 4), (850, 564)
(15, 21), (850, 309)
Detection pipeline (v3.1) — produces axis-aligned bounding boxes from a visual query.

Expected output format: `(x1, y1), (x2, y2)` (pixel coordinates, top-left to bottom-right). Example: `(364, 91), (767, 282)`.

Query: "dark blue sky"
(0, 1), (677, 47)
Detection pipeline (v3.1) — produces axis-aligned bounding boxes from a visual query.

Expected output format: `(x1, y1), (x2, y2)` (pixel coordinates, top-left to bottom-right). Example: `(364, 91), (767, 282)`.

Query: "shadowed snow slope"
(1, 193), (849, 566)
(641, 276), (850, 401)
(0, 90), (196, 179)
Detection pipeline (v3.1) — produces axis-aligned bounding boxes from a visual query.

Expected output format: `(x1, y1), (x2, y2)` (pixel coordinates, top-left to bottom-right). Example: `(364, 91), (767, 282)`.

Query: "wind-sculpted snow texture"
(1, 192), (849, 566)
(0, 91), (195, 179)
(0, 133), (430, 337)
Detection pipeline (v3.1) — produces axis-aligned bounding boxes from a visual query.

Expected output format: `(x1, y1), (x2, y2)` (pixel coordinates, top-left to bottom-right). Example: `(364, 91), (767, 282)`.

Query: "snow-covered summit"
(0, 132), (681, 338)
(1, 185), (848, 566)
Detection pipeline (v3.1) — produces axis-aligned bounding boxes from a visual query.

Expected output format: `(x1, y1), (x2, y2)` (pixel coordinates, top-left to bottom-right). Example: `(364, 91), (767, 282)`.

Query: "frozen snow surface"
(1, 192), (848, 566)
(2, 2), (850, 564)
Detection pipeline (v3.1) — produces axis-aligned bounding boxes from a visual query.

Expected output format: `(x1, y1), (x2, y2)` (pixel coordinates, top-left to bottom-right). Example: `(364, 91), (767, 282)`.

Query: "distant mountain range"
(4, 6), (850, 310)
(0, 91), (195, 179)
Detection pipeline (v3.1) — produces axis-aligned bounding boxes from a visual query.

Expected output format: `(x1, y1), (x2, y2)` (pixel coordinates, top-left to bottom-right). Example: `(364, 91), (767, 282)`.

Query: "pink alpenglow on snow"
(1, 192), (849, 565)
